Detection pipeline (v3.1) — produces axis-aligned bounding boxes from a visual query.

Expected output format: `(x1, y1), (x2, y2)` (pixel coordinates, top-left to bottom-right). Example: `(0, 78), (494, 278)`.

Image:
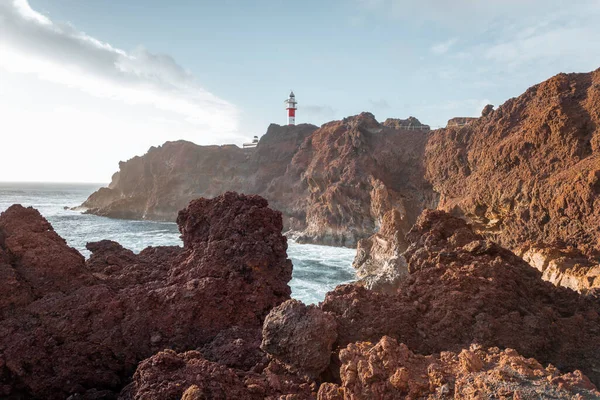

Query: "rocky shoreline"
(3, 68), (600, 398)
(2, 193), (600, 399)
(82, 69), (600, 295)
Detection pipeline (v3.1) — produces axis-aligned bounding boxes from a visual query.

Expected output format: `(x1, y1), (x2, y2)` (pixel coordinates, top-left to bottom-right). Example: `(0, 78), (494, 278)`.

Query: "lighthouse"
(284, 91), (297, 125)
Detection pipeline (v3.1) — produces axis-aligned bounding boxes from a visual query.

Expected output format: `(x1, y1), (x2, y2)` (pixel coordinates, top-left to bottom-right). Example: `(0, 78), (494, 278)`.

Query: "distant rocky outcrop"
(83, 115), (436, 248)
(82, 123), (318, 222)
(0, 193), (292, 399)
(382, 116), (430, 130)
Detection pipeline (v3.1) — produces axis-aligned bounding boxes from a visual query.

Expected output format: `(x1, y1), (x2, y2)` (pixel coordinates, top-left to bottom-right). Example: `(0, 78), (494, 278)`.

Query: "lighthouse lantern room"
(284, 91), (297, 125)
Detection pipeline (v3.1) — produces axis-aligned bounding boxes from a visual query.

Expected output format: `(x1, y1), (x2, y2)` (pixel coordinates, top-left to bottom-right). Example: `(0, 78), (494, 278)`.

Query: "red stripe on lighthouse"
(288, 109), (296, 117)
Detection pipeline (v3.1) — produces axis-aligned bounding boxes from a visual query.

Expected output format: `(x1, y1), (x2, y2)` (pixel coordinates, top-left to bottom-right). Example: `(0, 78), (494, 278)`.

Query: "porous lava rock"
(119, 350), (252, 400)
(427, 69), (600, 262)
(261, 299), (337, 378)
(121, 349), (319, 400)
(0, 192), (292, 399)
(322, 210), (600, 386)
(0, 204), (89, 301)
(317, 336), (600, 399)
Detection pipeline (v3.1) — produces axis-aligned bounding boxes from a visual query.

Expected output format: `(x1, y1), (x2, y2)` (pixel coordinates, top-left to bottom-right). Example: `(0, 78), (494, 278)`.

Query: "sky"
(1, 0), (600, 182)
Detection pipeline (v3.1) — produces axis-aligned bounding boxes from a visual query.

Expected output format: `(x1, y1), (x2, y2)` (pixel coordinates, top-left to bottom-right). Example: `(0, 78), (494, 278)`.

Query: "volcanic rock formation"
(261, 299), (337, 378)
(81, 124), (318, 223)
(356, 69), (600, 293)
(427, 69), (600, 262)
(288, 113), (436, 247)
(318, 336), (600, 399)
(322, 210), (600, 386)
(118, 208), (600, 399)
(0, 192), (292, 399)
(82, 114), (436, 248)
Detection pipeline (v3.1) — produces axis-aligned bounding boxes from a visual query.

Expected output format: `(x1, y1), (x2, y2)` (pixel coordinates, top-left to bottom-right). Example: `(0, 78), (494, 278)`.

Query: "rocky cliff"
(83, 115), (436, 247)
(82, 123), (318, 222)
(356, 69), (600, 293)
(427, 69), (600, 261)
(84, 68), (600, 291)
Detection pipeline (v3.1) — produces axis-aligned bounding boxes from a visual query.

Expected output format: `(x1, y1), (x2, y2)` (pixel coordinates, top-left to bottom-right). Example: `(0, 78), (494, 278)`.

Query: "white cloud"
(0, 0), (247, 182)
(0, 0), (239, 134)
(431, 38), (457, 55)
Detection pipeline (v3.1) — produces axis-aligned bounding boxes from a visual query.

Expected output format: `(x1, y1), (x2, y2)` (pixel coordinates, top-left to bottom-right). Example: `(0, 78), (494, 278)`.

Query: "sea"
(0, 182), (356, 305)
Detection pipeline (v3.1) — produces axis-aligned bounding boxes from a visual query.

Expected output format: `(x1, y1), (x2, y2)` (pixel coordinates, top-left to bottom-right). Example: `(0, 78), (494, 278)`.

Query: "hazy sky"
(1, 0), (600, 182)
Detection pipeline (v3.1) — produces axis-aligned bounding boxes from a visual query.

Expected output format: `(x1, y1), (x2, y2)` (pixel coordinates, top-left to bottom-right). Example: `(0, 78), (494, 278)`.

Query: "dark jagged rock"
(118, 350), (253, 400)
(322, 210), (600, 386)
(0, 193), (292, 399)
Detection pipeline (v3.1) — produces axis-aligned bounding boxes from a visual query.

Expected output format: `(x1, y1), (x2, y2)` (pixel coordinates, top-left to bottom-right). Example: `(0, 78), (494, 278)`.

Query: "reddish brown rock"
(0, 192), (292, 399)
(82, 115), (436, 248)
(427, 69), (600, 262)
(0, 205), (89, 300)
(322, 210), (600, 386)
(261, 299), (337, 378)
(121, 349), (319, 400)
(82, 124), (318, 224)
(290, 112), (436, 246)
(119, 350), (253, 400)
(317, 336), (600, 399)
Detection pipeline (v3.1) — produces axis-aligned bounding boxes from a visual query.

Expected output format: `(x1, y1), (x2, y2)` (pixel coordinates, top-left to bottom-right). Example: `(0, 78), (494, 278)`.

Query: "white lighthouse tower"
(284, 91), (297, 125)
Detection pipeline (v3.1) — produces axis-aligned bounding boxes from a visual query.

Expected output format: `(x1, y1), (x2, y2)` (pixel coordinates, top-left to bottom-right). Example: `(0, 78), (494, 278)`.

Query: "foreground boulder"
(261, 299), (337, 378)
(322, 210), (600, 386)
(318, 336), (600, 399)
(0, 192), (292, 399)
